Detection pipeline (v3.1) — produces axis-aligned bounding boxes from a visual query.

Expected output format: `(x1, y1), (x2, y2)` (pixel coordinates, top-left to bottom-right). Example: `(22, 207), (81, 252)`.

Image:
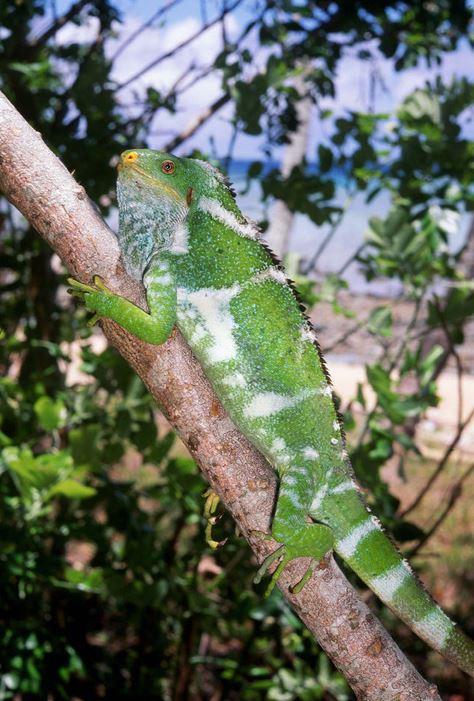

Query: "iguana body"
(69, 149), (474, 675)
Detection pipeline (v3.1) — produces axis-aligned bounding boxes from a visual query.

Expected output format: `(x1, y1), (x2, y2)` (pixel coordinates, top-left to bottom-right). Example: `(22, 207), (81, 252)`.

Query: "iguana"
(68, 148), (474, 676)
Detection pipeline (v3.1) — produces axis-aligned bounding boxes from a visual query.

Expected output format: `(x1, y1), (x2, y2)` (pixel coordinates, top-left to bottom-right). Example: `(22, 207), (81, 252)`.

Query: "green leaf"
(398, 89), (441, 125)
(34, 396), (67, 431)
(367, 306), (393, 337)
(1, 446), (73, 492)
(317, 144), (333, 173)
(70, 424), (101, 467)
(48, 479), (96, 499)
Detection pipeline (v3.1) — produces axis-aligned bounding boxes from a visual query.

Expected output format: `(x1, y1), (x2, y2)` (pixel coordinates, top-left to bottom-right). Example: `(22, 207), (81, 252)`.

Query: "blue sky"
(47, 1), (473, 159)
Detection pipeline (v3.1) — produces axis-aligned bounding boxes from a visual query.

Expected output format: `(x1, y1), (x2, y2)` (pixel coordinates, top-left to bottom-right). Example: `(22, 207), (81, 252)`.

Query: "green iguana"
(68, 149), (474, 676)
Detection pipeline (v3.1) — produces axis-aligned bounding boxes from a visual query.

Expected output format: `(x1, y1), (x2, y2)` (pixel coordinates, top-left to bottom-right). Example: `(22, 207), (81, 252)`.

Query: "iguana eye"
(161, 160), (175, 174)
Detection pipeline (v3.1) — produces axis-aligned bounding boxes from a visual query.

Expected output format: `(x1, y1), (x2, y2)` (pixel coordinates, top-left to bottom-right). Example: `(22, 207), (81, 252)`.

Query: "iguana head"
(116, 148), (235, 277)
(117, 149), (230, 210)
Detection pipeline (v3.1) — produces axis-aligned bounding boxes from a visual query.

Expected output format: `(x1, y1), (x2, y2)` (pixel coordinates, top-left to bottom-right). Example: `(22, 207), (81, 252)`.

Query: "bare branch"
(163, 92), (231, 152)
(337, 241), (366, 276)
(110, 0), (184, 63)
(0, 91), (442, 701)
(400, 406), (474, 518)
(301, 193), (355, 275)
(133, 12), (264, 151)
(29, 0), (91, 47)
(409, 463), (474, 557)
(117, 0), (245, 92)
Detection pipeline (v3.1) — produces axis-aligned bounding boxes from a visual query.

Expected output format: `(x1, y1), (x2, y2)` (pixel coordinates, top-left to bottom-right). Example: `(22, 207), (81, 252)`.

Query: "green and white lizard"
(68, 149), (474, 676)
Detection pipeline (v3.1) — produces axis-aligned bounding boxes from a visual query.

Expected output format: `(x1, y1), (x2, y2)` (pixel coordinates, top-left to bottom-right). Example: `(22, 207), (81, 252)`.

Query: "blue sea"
(228, 160), (470, 296)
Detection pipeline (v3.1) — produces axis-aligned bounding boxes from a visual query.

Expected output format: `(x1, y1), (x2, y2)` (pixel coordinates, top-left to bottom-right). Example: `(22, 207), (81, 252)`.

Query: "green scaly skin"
(68, 149), (474, 676)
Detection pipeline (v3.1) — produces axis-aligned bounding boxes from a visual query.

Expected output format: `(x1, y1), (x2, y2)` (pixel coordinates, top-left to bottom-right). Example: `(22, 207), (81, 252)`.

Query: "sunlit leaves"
(1, 446), (96, 511)
(361, 205), (456, 288)
(33, 395), (67, 431)
(367, 306), (392, 338)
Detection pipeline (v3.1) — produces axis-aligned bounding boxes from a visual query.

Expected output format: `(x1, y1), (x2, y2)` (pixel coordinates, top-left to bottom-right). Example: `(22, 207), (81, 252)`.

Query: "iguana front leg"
(68, 255), (176, 345)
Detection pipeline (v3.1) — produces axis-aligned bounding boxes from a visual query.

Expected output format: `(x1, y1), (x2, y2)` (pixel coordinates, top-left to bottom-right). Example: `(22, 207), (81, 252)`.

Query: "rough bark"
(0, 91), (442, 701)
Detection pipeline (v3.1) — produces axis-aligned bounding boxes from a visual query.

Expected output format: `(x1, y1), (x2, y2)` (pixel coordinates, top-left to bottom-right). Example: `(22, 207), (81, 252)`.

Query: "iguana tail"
(314, 483), (474, 676)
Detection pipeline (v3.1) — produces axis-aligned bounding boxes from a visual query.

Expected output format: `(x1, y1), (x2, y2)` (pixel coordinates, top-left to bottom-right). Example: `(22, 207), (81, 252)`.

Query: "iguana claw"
(203, 488), (227, 549)
(92, 274), (109, 291)
(67, 277), (97, 294)
(67, 275), (115, 325)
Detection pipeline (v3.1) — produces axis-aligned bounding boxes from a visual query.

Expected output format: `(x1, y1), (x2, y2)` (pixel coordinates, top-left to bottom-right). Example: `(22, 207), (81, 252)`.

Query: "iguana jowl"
(68, 149), (474, 676)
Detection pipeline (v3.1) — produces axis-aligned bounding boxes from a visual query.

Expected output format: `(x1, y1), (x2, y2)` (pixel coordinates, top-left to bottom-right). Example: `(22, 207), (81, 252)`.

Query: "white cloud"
(330, 40), (473, 115)
(55, 15), (100, 45)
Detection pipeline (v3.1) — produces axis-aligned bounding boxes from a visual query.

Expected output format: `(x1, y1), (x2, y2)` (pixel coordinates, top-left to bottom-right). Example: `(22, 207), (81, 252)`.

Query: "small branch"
(138, 13), (262, 151)
(337, 242), (366, 276)
(162, 93), (231, 152)
(222, 121), (239, 172)
(388, 293), (424, 374)
(110, 0), (184, 63)
(117, 0), (244, 92)
(322, 316), (368, 354)
(400, 406), (474, 518)
(29, 0), (91, 47)
(0, 91), (442, 701)
(128, 62), (197, 132)
(301, 194), (355, 275)
(408, 463), (474, 557)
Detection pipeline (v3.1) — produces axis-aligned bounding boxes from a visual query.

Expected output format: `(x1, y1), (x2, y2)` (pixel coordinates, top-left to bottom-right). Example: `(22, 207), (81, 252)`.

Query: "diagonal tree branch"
(163, 92), (231, 152)
(117, 0), (244, 92)
(110, 0), (184, 63)
(408, 462), (474, 558)
(0, 91), (442, 701)
(29, 0), (91, 47)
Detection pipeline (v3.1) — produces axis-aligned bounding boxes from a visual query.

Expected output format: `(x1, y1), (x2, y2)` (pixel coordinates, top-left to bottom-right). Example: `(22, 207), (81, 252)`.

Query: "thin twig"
(354, 296), (424, 451)
(388, 293), (424, 374)
(408, 463), (474, 557)
(222, 121), (239, 172)
(337, 242), (367, 276)
(130, 62), (197, 132)
(110, 0), (184, 63)
(163, 93), (231, 152)
(117, 0), (245, 92)
(432, 294), (464, 429)
(400, 406), (474, 518)
(29, 0), (90, 46)
(301, 194), (354, 275)
(322, 316), (368, 354)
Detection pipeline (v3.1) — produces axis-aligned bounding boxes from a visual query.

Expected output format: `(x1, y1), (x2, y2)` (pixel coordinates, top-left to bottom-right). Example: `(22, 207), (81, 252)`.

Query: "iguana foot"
(290, 558), (319, 594)
(249, 529), (273, 541)
(67, 275), (117, 323)
(253, 544), (287, 595)
(254, 523), (333, 597)
(203, 488), (227, 549)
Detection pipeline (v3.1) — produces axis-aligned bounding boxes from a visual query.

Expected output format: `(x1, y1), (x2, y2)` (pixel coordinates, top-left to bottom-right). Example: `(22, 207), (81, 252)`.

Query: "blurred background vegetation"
(0, 1), (473, 699)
